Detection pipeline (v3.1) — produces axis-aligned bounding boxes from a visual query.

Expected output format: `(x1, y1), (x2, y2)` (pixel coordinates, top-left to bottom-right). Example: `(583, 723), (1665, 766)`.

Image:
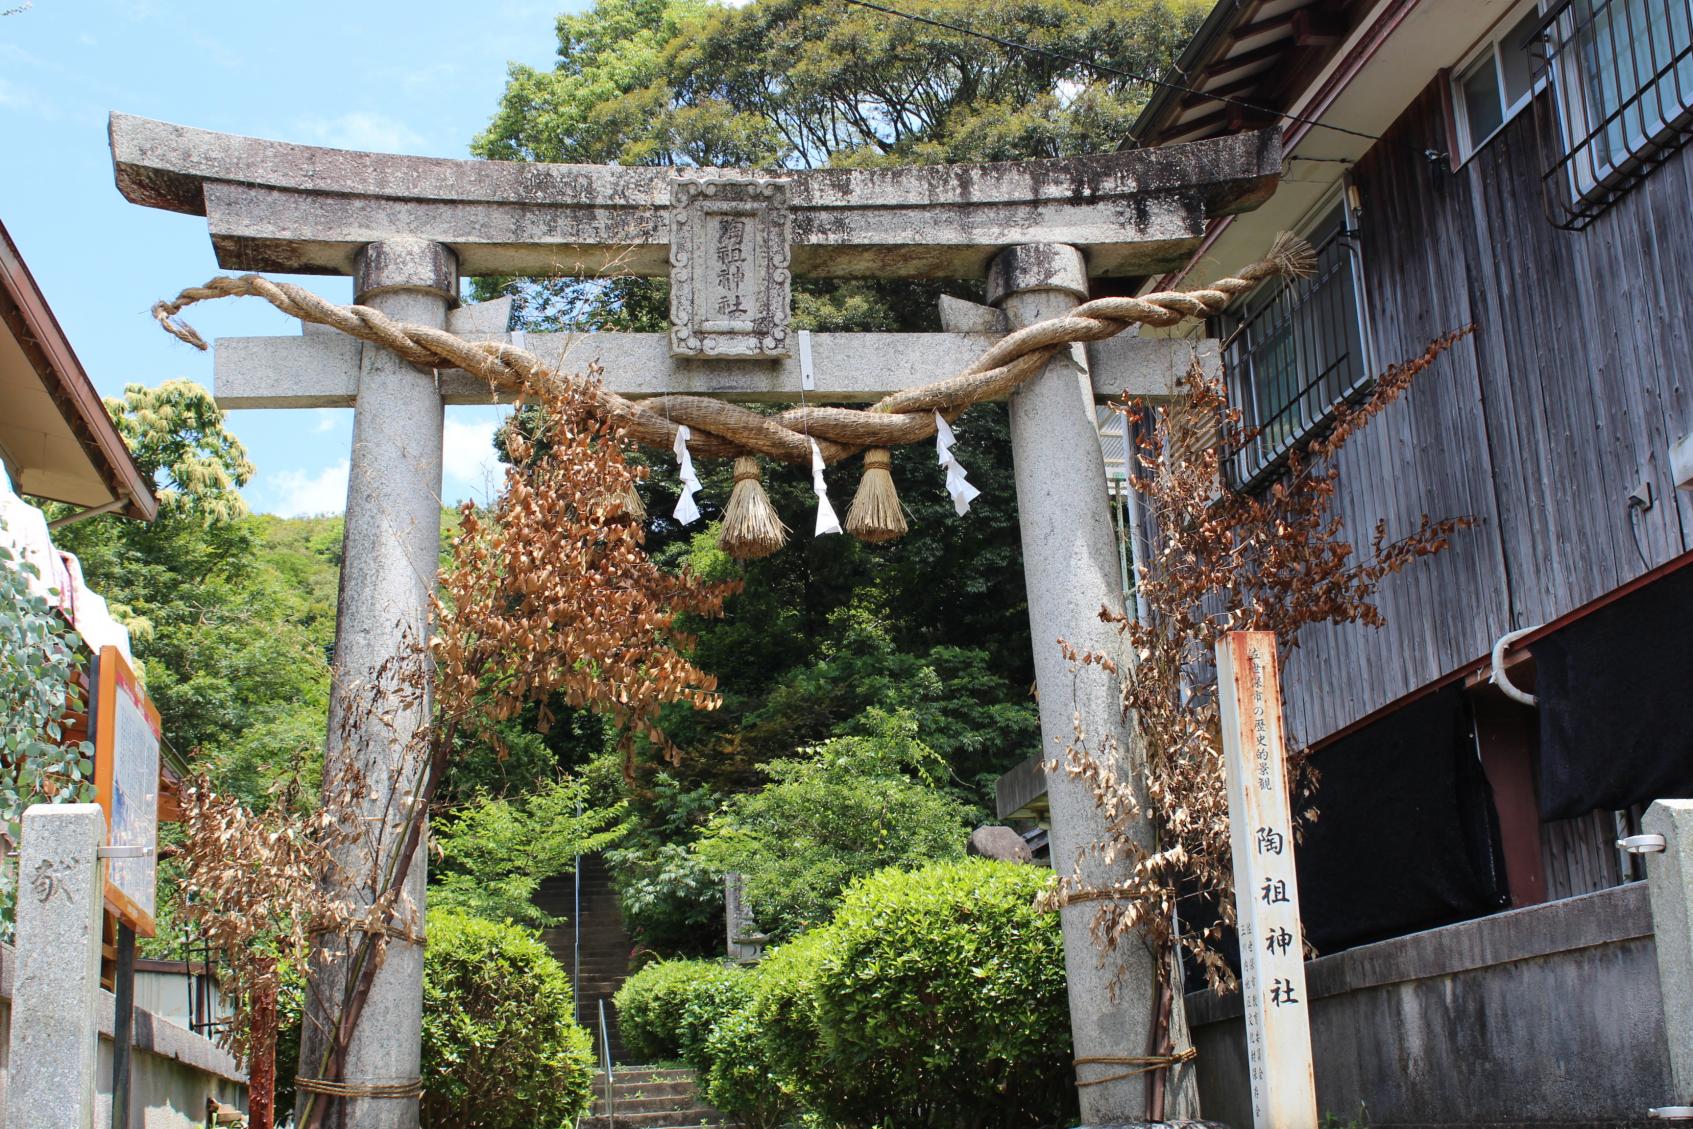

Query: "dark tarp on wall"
(1530, 562), (1693, 821)
(1294, 683), (1508, 954)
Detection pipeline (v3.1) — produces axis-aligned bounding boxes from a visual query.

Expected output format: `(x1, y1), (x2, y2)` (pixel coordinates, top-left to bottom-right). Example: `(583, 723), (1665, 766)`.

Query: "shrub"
(676, 964), (753, 1069)
(806, 859), (1076, 1129)
(716, 929), (835, 1126)
(420, 911), (595, 1129)
(701, 1001), (793, 1129)
(613, 958), (742, 1062)
(693, 710), (973, 938)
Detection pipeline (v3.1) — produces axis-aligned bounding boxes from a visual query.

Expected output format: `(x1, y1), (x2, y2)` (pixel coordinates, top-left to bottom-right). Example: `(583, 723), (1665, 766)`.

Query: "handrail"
(573, 847), (582, 1025)
(598, 996), (615, 1124)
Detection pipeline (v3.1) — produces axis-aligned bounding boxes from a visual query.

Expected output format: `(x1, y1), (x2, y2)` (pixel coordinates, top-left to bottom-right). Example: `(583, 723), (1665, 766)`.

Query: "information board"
(91, 645), (160, 935)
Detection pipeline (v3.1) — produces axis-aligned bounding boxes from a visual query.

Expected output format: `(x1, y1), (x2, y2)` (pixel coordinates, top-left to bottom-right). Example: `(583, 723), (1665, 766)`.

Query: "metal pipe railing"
(598, 996), (615, 1125)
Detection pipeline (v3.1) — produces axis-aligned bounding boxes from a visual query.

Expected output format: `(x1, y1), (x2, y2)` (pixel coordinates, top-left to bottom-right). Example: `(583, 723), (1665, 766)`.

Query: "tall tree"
(476, 0), (1210, 168)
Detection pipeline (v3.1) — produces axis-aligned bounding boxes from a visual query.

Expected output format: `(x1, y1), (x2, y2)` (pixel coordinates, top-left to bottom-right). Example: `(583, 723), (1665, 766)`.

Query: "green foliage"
(693, 710), (972, 938)
(477, 0), (1208, 169)
(803, 859), (1074, 1128)
(420, 910), (596, 1129)
(675, 961), (753, 1067)
(653, 861), (1073, 1128)
(51, 386), (336, 809)
(430, 776), (628, 927)
(707, 928), (832, 1127)
(106, 380), (254, 522)
(611, 957), (743, 1062)
(604, 772), (726, 954)
(0, 527), (97, 936)
(699, 1001), (792, 1129)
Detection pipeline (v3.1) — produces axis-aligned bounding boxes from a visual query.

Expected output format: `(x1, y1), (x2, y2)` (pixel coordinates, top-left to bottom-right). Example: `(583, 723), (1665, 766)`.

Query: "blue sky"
(1, 0), (597, 516)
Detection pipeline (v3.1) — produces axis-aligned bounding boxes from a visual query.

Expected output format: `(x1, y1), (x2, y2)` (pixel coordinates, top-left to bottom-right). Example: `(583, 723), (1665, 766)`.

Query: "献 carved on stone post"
(6, 803), (106, 1129)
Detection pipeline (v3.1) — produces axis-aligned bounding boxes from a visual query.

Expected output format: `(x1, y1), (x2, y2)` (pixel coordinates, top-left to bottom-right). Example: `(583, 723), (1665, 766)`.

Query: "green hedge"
(701, 1001), (792, 1129)
(612, 958), (746, 1063)
(420, 911), (595, 1129)
(808, 858), (1075, 1127)
(681, 859), (1078, 1129)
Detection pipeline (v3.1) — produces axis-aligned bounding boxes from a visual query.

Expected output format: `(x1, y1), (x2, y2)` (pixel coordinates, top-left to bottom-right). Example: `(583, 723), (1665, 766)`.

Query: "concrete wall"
(0, 944), (247, 1128)
(1186, 884), (1669, 1128)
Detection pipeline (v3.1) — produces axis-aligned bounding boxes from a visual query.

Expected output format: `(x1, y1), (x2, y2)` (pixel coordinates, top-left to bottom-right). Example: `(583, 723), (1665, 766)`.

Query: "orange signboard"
(91, 645), (160, 936)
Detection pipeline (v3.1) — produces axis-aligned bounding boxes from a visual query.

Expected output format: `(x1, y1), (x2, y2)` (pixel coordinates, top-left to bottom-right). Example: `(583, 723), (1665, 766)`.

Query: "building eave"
(0, 220), (157, 522)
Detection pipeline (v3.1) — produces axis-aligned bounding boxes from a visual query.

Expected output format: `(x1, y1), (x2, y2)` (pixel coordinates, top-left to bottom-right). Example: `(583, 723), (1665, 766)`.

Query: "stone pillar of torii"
(109, 112), (1281, 1128)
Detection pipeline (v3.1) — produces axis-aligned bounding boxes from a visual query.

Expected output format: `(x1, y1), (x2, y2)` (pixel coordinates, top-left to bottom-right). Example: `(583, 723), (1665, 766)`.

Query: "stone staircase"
(580, 1067), (729, 1129)
(537, 854), (635, 1060)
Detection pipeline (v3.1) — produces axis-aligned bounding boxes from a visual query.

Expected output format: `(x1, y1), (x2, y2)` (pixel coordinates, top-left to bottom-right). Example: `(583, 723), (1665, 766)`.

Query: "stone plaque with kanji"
(669, 176), (791, 359)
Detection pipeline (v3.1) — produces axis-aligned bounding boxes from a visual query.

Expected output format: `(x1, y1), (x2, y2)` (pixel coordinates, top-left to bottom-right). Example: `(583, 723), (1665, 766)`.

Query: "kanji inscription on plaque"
(669, 176), (792, 359)
(1217, 630), (1318, 1129)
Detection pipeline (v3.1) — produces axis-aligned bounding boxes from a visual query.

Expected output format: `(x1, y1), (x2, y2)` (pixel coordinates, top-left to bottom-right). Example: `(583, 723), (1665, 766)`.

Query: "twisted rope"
(1074, 1046), (1198, 1087)
(294, 1076), (424, 1101)
(151, 235), (1313, 466)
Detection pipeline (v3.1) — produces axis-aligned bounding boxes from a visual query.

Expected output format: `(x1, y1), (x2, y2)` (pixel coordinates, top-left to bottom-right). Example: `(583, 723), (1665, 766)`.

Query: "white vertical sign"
(1216, 630), (1318, 1129)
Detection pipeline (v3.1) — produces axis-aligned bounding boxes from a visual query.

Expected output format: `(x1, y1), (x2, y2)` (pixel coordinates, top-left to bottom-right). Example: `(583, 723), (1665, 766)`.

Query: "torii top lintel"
(109, 113), (1280, 281)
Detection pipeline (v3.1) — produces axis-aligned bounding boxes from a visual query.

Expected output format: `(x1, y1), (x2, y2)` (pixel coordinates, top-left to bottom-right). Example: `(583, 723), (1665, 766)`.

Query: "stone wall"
(0, 944), (247, 1128)
(1186, 884), (1668, 1128)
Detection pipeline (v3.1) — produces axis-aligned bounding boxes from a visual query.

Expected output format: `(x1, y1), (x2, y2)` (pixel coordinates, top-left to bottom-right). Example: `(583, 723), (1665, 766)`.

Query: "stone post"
(298, 237), (454, 1129)
(991, 243), (1198, 1124)
(1643, 799), (1693, 1107)
(7, 803), (106, 1129)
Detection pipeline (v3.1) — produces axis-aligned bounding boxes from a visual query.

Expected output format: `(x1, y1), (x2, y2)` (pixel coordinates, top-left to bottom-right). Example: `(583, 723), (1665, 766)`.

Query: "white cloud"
(264, 460), (350, 518)
(314, 410), (338, 433)
(442, 417), (505, 502)
(295, 111), (428, 155)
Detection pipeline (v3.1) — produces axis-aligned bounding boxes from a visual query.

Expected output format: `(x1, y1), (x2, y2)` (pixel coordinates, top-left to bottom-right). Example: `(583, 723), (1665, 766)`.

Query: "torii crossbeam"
(109, 111), (1281, 1129)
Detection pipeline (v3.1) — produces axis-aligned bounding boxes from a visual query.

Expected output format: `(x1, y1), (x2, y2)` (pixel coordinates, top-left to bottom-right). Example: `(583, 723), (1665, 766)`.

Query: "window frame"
(1452, 1), (1553, 162)
(1544, 0), (1693, 200)
(1217, 193), (1373, 493)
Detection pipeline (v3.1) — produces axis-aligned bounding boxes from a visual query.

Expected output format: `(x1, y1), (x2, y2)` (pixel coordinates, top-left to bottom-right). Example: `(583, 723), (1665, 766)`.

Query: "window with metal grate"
(1533, 0), (1693, 227)
(1216, 203), (1369, 491)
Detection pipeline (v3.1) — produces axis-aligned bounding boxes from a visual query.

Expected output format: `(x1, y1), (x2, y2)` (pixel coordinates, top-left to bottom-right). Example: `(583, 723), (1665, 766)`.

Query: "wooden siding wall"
(1278, 77), (1693, 746)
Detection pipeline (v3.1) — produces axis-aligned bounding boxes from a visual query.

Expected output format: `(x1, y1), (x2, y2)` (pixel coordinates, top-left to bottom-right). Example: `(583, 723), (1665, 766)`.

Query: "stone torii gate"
(109, 112), (1280, 1128)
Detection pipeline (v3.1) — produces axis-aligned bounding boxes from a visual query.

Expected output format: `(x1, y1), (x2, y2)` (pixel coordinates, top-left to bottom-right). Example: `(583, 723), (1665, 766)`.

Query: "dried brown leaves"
(433, 366), (733, 770)
(176, 365), (732, 1074)
(1056, 328), (1475, 995)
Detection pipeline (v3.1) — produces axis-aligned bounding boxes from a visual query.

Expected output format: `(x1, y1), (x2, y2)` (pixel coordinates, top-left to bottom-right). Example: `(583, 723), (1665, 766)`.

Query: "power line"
(834, 0), (1381, 145)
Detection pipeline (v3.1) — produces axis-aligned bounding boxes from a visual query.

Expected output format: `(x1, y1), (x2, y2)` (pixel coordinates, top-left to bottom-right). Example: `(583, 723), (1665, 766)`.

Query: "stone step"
(594, 1091), (707, 1114)
(579, 1111), (726, 1129)
(599, 1081), (695, 1101)
(595, 1068), (695, 1085)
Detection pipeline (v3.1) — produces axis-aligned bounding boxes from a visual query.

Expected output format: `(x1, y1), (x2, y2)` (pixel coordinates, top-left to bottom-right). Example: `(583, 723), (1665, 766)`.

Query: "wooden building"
(1117, 0), (1693, 951)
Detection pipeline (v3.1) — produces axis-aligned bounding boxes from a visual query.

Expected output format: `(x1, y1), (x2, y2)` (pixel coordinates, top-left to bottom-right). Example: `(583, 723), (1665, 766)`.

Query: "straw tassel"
(718, 456), (789, 560)
(1266, 231), (1317, 280)
(845, 448), (908, 543)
